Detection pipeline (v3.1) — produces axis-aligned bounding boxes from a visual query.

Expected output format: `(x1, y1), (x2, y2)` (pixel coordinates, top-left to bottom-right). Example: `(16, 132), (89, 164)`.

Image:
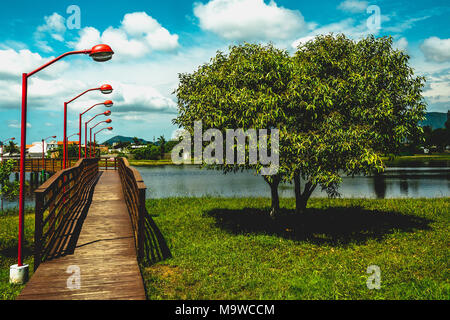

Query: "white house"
(27, 140), (57, 158)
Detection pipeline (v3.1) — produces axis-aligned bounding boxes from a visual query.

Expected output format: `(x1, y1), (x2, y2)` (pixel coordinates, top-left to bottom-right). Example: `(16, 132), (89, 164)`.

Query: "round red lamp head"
(104, 110), (112, 116)
(107, 127), (113, 130)
(90, 44), (114, 62)
(100, 84), (113, 94)
(104, 100), (113, 107)
(105, 119), (112, 124)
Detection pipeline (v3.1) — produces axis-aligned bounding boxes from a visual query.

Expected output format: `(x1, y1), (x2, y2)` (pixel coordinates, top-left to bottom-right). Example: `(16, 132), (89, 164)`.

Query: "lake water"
(3, 161), (449, 210)
(137, 164), (450, 199)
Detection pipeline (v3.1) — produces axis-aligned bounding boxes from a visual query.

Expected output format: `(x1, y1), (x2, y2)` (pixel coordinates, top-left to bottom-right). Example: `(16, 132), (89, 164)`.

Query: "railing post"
(137, 187), (146, 261)
(34, 191), (44, 271)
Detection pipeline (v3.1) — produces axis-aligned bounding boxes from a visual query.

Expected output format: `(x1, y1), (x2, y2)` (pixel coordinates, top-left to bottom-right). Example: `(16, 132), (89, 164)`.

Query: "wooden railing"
(10, 158), (79, 173)
(98, 157), (118, 170)
(117, 158), (145, 260)
(117, 158), (171, 264)
(34, 158), (99, 269)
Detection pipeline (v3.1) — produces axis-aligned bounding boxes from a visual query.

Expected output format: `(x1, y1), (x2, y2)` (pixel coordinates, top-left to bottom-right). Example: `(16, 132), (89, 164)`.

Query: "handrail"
(117, 157), (146, 260)
(98, 157), (117, 170)
(34, 158), (99, 269)
(11, 158), (79, 172)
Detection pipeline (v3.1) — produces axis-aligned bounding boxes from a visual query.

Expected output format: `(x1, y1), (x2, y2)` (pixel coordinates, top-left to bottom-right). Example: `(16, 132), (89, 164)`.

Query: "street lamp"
(68, 133), (80, 140)
(85, 112), (111, 158)
(14, 44), (114, 280)
(41, 136), (56, 173)
(90, 119), (113, 158)
(78, 100), (113, 159)
(65, 87), (113, 167)
(93, 127), (113, 157)
(1, 137), (15, 162)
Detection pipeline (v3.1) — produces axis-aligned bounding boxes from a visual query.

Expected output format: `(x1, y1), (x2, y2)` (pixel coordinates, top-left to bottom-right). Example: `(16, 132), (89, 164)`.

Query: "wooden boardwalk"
(17, 170), (146, 300)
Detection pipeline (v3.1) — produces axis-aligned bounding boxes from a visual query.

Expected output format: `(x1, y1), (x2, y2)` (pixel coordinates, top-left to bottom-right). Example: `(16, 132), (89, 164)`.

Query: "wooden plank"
(18, 171), (146, 300)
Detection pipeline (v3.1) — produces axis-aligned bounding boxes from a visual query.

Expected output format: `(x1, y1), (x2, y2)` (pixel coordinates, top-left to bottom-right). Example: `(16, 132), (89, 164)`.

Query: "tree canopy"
(173, 34), (427, 216)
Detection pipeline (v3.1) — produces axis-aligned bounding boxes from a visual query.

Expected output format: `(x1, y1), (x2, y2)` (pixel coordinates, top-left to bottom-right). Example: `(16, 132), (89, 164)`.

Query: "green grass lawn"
(1, 198), (448, 300)
(0, 208), (35, 300)
(142, 197), (449, 300)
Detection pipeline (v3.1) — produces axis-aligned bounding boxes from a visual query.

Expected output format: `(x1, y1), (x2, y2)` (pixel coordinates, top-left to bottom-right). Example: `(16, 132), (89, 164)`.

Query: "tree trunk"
(294, 173), (302, 213)
(294, 177), (317, 214)
(264, 175), (281, 218)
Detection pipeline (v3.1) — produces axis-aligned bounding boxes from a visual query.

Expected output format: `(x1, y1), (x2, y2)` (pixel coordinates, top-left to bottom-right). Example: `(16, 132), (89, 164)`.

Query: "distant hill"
(102, 135), (149, 145)
(421, 112), (448, 130)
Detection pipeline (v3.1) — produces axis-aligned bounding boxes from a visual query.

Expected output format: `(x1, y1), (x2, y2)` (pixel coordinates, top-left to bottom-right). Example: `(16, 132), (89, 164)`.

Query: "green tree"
(430, 128), (448, 151)
(287, 34), (426, 212)
(174, 43), (292, 216)
(0, 159), (19, 212)
(49, 143), (81, 159)
(4, 141), (19, 155)
(133, 145), (160, 160)
(132, 137), (141, 145)
(157, 136), (166, 159)
(422, 126), (433, 147)
(174, 36), (427, 216)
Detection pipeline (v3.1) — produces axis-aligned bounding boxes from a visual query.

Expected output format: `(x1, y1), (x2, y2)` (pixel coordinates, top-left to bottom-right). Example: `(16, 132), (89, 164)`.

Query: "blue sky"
(0, 0), (449, 144)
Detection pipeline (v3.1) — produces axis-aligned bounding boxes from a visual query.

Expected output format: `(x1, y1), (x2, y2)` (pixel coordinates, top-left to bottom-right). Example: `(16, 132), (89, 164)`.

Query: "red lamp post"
(93, 127), (113, 157)
(15, 44), (114, 272)
(41, 136), (56, 172)
(65, 86), (113, 167)
(68, 133), (80, 140)
(85, 112), (111, 158)
(90, 120), (113, 158)
(78, 99), (113, 159)
(1, 137), (15, 162)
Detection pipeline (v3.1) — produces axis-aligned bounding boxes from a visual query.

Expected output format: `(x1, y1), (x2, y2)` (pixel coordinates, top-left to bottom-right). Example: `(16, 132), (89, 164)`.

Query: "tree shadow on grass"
(0, 244), (33, 259)
(205, 207), (433, 246)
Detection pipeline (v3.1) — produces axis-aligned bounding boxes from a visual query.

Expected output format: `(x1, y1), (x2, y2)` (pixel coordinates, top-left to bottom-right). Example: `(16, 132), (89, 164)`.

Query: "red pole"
(18, 73), (27, 267)
(85, 122), (88, 159)
(63, 102), (67, 169)
(90, 128), (92, 158)
(42, 139), (45, 171)
(79, 114), (82, 160)
(94, 133), (97, 157)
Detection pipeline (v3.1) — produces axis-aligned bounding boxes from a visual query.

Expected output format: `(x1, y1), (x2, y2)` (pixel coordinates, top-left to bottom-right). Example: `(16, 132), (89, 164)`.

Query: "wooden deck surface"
(17, 171), (146, 300)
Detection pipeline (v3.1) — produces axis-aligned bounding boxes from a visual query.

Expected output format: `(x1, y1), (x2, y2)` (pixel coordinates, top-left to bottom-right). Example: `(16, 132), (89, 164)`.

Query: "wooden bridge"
(16, 158), (171, 300)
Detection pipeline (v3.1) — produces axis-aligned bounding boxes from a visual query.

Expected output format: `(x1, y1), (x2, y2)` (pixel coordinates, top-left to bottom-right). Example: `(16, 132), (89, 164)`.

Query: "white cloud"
(34, 13), (67, 52)
(422, 72), (450, 104)
(0, 48), (69, 81)
(8, 120), (32, 128)
(337, 0), (368, 13)
(37, 13), (66, 35)
(70, 12), (179, 60)
(384, 16), (431, 33)
(420, 37), (450, 63)
(193, 0), (306, 41)
(394, 37), (408, 51)
(110, 82), (178, 114)
(292, 18), (372, 49)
